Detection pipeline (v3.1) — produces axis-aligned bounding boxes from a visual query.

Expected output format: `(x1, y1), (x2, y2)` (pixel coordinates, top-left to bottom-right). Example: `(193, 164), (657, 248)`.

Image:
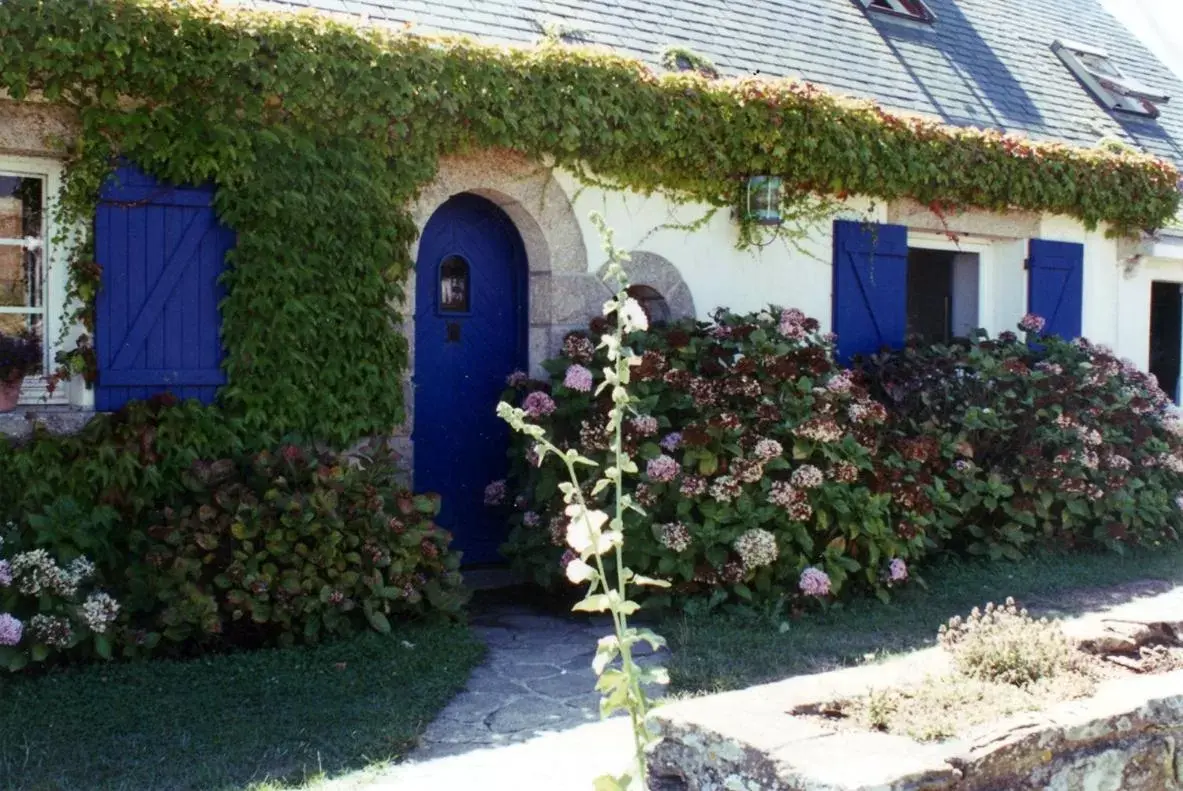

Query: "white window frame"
(906, 232), (996, 338)
(1052, 39), (1170, 118)
(0, 155), (70, 406)
(859, 0), (935, 23)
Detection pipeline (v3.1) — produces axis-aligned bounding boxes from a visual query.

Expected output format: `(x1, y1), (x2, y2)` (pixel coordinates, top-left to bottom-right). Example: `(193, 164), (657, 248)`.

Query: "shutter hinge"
(1023, 257), (1030, 270)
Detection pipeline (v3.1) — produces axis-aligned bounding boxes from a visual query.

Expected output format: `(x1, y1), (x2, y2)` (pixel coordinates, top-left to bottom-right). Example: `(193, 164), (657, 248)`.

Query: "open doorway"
(1150, 281), (1181, 404)
(906, 248), (980, 343)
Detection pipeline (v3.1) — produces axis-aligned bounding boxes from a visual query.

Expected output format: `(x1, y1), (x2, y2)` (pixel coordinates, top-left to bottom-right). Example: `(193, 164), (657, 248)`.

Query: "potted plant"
(0, 330), (41, 412)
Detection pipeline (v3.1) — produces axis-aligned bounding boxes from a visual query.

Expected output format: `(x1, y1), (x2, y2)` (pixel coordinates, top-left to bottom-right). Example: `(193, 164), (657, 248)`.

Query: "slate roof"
(236, 0), (1183, 169)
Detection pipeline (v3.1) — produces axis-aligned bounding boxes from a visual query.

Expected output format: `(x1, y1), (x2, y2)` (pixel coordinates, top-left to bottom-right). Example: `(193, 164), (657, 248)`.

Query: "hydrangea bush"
(120, 445), (466, 654)
(0, 531), (120, 671)
(497, 307), (925, 606)
(0, 397), (467, 666)
(860, 323), (1183, 559)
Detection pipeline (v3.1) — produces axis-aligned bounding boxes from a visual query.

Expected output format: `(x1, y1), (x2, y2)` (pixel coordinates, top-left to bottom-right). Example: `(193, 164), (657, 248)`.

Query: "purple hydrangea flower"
(563, 364), (594, 393)
(0, 560), (10, 588)
(799, 566), (831, 597)
(0, 614), (22, 646)
(506, 370), (529, 387)
(647, 454), (680, 483)
(523, 391), (557, 418)
(888, 558), (908, 583)
(660, 432), (683, 452)
(483, 480), (507, 506)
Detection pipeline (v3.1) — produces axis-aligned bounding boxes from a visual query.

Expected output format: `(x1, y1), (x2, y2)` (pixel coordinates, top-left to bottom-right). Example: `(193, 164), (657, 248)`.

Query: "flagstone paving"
(321, 603), (661, 790)
(414, 604), (667, 759)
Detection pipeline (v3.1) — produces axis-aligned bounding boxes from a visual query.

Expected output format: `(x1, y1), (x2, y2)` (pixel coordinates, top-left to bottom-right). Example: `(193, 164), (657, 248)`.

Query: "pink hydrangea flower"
(523, 511), (541, 527)
(1018, 313), (1046, 333)
(658, 522), (692, 552)
(753, 438), (783, 461)
(483, 480), (507, 506)
(647, 454), (680, 482)
(778, 308), (807, 339)
(630, 415), (659, 437)
(790, 465), (824, 489)
(523, 390), (557, 418)
(826, 370), (853, 393)
(563, 364), (594, 392)
(888, 558), (908, 583)
(0, 614), (22, 646)
(799, 567), (831, 597)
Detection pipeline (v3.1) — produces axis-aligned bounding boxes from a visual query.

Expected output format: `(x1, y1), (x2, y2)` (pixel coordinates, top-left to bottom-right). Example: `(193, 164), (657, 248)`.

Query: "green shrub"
(0, 397), (467, 664)
(0, 394), (245, 574)
(496, 308), (924, 607)
(120, 445), (466, 653)
(861, 321), (1183, 559)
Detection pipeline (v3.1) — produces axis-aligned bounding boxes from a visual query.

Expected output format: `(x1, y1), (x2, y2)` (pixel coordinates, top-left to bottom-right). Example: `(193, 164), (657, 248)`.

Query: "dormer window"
(1053, 40), (1170, 119)
(859, 0), (935, 23)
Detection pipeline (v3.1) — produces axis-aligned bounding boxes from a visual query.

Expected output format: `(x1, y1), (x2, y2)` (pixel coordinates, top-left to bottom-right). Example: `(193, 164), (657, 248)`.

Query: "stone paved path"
(416, 605), (642, 758)
(323, 603), (666, 790)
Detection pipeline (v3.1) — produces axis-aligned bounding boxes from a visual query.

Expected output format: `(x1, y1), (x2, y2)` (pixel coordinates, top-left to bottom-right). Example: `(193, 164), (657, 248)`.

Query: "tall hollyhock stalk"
(498, 214), (668, 790)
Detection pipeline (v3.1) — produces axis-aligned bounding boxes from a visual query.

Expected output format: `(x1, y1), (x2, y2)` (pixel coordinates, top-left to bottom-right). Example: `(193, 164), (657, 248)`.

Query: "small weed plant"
(498, 215), (667, 790)
(829, 597), (1097, 742)
(938, 597), (1085, 686)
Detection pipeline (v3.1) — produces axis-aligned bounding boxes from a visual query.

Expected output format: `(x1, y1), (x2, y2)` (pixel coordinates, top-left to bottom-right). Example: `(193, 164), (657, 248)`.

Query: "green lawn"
(665, 546), (1183, 694)
(0, 624), (484, 791)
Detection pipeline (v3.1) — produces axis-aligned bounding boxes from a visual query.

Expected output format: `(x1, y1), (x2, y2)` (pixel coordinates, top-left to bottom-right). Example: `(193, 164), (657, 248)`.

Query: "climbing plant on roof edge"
(0, 0), (1177, 443)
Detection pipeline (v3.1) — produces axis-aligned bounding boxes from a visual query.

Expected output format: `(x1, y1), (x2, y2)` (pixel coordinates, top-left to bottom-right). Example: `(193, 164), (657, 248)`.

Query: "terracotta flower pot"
(0, 378), (22, 413)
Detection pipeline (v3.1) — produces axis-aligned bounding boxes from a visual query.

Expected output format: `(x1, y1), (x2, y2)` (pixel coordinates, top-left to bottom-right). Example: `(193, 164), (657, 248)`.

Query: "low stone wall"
(0, 407), (96, 441)
(650, 590), (1183, 791)
(651, 666), (1183, 791)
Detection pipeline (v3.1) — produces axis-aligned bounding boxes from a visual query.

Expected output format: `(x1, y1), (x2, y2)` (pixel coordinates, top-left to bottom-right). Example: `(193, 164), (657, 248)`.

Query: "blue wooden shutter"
(1027, 239), (1084, 339)
(95, 166), (233, 411)
(832, 220), (909, 363)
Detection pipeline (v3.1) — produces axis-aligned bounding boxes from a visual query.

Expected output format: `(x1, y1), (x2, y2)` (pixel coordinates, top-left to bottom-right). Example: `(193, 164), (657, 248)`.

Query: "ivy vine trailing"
(0, 0), (1178, 443)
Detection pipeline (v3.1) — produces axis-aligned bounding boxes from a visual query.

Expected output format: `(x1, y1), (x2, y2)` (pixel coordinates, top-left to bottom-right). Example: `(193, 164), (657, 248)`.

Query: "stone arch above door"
(406, 149), (594, 376)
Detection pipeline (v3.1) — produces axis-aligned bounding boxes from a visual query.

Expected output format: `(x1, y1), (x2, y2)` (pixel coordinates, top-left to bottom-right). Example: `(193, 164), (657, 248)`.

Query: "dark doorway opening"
(1150, 281), (1181, 404)
(906, 249), (953, 343)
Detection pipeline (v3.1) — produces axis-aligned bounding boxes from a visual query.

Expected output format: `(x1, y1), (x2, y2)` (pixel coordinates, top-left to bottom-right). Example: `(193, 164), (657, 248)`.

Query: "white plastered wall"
(1113, 233), (1183, 374)
(552, 168), (883, 328)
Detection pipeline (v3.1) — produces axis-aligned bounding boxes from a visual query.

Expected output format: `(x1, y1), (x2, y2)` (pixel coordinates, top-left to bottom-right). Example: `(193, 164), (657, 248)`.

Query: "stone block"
(650, 657), (1183, 790)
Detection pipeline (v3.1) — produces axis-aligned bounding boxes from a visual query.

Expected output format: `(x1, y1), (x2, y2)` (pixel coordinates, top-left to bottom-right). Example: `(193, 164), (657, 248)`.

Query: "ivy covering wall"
(0, 0), (1178, 443)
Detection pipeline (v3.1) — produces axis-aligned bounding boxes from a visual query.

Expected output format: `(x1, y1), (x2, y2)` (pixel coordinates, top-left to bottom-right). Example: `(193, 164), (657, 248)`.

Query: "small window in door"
(905, 249), (979, 343)
(438, 255), (470, 313)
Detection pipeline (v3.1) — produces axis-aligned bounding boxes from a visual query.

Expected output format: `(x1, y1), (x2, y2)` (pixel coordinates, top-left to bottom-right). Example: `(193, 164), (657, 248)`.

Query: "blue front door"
(413, 194), (527, 565)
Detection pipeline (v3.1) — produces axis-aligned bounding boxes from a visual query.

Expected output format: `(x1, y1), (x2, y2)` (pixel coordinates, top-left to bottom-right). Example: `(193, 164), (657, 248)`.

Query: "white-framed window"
(0, 155), (69, 405)
(1053, 39), (1170, 118)
(859, 0), (935, 23)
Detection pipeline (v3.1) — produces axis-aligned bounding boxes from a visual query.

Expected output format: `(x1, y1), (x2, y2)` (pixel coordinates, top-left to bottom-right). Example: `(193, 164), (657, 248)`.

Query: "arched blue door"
(414, 194), (527, 565)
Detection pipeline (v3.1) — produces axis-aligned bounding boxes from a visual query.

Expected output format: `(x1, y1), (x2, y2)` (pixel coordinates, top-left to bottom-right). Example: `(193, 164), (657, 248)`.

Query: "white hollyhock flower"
(565, 558), (596, 584)
(619, 298), (650, 332)
(564, 504), (609, 554)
